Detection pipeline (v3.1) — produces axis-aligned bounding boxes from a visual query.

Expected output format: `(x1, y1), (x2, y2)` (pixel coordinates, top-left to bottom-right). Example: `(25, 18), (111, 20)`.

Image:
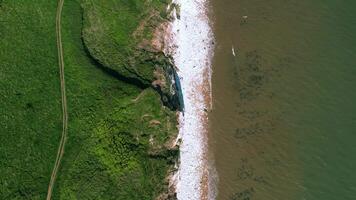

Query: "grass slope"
(0, 0), (177, 199)
(81, 0), (172, 85)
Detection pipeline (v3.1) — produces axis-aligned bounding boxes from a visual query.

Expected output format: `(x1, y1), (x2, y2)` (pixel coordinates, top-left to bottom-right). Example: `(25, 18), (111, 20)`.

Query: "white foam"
(166, 0), (215, 199)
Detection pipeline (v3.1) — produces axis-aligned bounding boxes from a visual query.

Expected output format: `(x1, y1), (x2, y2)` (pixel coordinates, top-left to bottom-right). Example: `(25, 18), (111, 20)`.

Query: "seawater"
(208, 0), (356, 199)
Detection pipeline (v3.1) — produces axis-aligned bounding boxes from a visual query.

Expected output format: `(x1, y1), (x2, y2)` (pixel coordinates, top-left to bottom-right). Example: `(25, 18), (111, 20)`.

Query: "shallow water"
(208, 0), (356, 199)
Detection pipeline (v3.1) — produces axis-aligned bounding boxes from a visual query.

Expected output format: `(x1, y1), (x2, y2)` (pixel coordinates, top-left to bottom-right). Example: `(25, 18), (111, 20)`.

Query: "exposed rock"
(149, 119), (161, 126)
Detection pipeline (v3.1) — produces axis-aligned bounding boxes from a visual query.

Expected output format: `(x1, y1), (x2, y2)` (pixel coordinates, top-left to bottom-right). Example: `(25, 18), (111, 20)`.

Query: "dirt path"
(132, 89), (146, 102)
(46, 0), (67, 199)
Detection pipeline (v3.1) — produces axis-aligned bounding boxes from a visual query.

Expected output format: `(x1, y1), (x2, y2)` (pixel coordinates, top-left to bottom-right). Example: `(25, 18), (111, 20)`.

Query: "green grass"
(81, 0), (172, 84)
(0, 0), (177, 199)
(0, 1), (60, 199)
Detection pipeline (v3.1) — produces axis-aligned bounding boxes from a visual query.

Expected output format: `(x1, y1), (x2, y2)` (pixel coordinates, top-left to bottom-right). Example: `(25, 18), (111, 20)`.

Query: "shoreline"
(164, 0), (215, 199)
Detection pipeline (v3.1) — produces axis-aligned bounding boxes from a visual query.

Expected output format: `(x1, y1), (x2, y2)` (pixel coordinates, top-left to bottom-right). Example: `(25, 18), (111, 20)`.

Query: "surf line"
(165, 0), (215, 199)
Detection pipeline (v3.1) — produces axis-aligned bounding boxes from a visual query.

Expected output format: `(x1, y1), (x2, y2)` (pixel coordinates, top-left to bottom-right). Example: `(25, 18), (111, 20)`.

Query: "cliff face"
(81, 0), (181, 111)
(78, 0), (180, 199)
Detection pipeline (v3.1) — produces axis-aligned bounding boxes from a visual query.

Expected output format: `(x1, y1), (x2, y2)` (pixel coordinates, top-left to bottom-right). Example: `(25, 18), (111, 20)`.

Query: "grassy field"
(0, 0), (178, 199)
(0, 1), (61, 199)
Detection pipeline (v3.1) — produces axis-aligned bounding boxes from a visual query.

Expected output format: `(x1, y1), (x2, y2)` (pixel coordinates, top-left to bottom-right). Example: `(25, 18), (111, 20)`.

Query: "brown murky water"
(208, 1), (303, 199)
(208, 0), (356, 199)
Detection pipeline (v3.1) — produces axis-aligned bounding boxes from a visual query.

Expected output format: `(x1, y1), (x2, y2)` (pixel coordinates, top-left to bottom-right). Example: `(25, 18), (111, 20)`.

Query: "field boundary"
(46, 0), (67, 199)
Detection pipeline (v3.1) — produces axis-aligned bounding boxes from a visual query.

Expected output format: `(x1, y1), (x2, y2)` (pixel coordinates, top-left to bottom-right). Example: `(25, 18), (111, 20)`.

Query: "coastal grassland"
(81, 0), (172, 85)
(1, 0), (177, 199)
(52, 1), (178, 199)
(0, 1), (61, 199)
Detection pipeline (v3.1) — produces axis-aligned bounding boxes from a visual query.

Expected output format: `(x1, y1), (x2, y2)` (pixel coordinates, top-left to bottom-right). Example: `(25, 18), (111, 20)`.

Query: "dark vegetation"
(0, 0), (178, 199)
(0, 1), (60, 199)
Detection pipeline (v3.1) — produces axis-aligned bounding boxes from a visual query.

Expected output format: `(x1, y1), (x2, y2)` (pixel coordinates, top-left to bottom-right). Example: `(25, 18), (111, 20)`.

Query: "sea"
(208, 0), (356, 199)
